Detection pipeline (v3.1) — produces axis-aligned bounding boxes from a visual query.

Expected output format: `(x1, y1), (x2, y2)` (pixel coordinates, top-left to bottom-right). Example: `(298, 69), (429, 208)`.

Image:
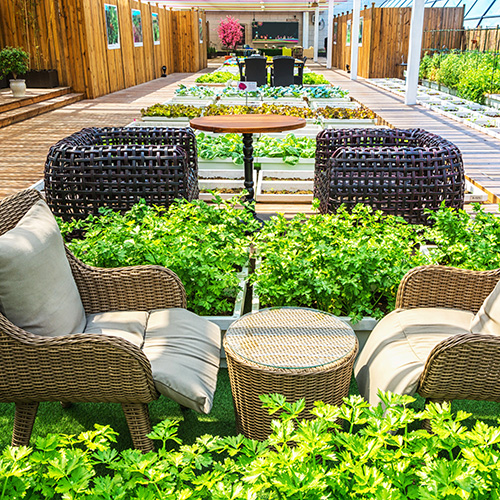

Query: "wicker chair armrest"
(396, 265), (500, 313)
(418, 333), (500, 402)
(67, 251), (187, 314)
(0, 315), (158, 403)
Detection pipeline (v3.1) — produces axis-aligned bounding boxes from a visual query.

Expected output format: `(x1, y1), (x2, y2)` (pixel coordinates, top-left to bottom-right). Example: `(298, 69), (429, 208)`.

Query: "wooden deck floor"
(0, 63), (499, 216)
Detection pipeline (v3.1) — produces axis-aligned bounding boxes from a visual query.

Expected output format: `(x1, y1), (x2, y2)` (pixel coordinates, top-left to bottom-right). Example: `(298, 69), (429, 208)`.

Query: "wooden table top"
(190, 114), (307, 134)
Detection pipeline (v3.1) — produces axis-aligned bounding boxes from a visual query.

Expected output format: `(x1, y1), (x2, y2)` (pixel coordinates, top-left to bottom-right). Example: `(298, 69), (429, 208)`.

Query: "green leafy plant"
(196, 133), (315, 165)
(302, 72), (331, 85)
(59, 198), (260, 316)
(3, 392), (500, 499)
(423, 203), (500, 270)
(174, 84), (218, 97)
(195, 71), (235, 84)
(0, 46), (29, 79)
(140, 103), (203, 118)
(252, 206), (428, 321)
(318, 106), (375, 119)
(305, 84), (349, 99)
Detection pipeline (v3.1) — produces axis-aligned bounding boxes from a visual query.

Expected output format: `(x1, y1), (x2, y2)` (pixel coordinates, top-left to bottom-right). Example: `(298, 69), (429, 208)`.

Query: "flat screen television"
(251, 21), (299, 43)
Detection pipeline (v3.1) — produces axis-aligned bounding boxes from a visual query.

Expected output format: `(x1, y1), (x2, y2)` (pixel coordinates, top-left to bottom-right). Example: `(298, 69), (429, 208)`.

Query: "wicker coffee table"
(223, 307), (358, 440)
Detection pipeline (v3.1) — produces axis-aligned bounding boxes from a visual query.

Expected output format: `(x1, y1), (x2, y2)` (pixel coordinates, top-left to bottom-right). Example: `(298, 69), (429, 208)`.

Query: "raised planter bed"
(256, 170), (313, 203)
(320, 117), (377, 128)
(167, 97), (216, 107)
(260, 97), (307, 107)
(263, 123), (322, 138)
(25, 69), (59, 88)
(254, 157), (315, 171)
(465, 179), (489, 203)
(217, 96), (262, 106)
(141, 116), (191, 127)
(310, 101), (360, 111)
(198, 171), (257, 201)
(198, 158), (243, 171)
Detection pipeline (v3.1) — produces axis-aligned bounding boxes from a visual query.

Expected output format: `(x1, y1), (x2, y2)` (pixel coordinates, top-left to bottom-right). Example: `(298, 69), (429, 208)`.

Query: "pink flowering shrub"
(217, 16), (243, 50)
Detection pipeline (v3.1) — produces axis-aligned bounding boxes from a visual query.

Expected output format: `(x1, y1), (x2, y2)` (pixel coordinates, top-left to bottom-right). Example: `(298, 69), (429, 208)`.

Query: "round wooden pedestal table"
(223, 307), (358, 441)
(190, 115), (306, 204)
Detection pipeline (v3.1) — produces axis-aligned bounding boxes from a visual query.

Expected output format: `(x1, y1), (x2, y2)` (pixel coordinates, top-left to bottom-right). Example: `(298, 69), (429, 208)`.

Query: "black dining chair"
(241, 56), (267, 87)
(271, 56), (295, 87)
(294, 61), (305, 86)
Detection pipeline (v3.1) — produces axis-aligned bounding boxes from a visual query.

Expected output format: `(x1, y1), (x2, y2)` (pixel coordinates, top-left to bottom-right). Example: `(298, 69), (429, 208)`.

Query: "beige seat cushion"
(354, 307), (474, 406)
(143, 308), (221, 414)
(84, 311), (148, 347)
(470, 281), (500, 335)
(0, 199), (86, 337)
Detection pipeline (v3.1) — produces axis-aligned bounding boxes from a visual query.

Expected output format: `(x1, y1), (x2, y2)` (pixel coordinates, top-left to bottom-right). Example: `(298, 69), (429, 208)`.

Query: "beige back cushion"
(470, 281), (500, 335)
(0, 199), (86, 337)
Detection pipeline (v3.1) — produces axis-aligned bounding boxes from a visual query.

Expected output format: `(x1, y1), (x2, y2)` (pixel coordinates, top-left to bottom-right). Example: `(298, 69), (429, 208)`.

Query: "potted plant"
(217, 15), (243, 56)
(0, 46), (30, 97)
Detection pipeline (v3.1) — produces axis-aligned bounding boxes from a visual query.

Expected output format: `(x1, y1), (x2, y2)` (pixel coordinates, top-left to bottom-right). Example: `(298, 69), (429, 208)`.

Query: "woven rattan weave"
(44, 127), (199, 221)
(224, 307), (358, 440)
(395, 265), (500, 420)
(0, 189), (187, 452)
(314, 128), (464, 225)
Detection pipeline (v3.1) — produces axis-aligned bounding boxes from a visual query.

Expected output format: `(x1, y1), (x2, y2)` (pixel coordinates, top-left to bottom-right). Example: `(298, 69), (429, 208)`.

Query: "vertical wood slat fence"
(331, 5), (464, 79)
(423, 26), (500, 54)
(0, 0), (207, 98)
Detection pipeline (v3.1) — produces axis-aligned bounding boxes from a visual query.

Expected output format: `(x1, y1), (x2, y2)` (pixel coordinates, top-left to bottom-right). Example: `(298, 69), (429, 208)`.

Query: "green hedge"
(419, 50), (500, 104)
(2, 392), (500, 499)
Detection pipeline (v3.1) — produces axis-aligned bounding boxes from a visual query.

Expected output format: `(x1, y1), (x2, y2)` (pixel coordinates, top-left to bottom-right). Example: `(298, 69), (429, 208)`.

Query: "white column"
(326, 0), (335, 68)
(350, 0), (361, 80)
(313, 5), (320, 61)
(405, 0), (425, 105)
(303, 11), (310, 48)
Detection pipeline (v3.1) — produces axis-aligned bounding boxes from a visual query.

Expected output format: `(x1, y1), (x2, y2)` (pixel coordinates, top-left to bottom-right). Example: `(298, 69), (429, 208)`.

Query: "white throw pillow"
(0, 199), (86, 337)
(470, 281), (500, 336)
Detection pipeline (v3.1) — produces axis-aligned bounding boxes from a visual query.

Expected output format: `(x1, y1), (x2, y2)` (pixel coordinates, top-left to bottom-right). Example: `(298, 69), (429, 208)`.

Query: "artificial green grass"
(1, 369), (500, 451)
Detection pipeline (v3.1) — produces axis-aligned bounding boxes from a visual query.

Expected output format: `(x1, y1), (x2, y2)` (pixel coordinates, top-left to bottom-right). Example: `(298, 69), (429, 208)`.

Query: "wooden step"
(0, 93), (84, 129)
(0, 87), (72, 114)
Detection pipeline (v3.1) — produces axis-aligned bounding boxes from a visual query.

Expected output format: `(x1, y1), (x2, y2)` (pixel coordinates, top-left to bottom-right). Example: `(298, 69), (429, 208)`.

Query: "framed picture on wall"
(346, 19), (351, 46)
(359, 17), (364, 46)
(104, 4), (120, 50)
(132, 9), (143, 47)
(333, 21), (337, 45)
(199, 17), (203, 44)
(152, 13), (160, 45)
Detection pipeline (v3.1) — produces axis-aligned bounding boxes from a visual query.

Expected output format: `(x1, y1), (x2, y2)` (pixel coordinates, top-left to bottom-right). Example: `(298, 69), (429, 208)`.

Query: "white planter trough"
(217, 96), (262, 106)
(320, 118), (377, 128)
(260, 98), (308, 107)
(198, 169), (245, 180)
(198, 170), (256, 201)
(203, 265), (248, 363)
(141, 116), (192, 127)
(254, 157), (315, 171)
(465, 179), (489, 203)
(198, 158), (243, 171)
(310, 100), (359, 111)
(256, 170), (313, 203)
(168, 97), (216, 107)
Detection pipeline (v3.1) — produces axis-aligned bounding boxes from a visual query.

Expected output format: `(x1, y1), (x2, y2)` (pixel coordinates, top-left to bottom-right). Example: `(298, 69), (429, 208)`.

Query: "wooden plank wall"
(331, 6), (464, 78)
(0, 1), (207, 98)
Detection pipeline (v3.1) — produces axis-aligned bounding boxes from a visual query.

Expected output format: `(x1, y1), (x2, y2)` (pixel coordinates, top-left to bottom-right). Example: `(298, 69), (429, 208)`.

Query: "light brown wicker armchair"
(355, 265), (500, 415)
(397, 265), (500, 405)
(0, 189), (193, 452)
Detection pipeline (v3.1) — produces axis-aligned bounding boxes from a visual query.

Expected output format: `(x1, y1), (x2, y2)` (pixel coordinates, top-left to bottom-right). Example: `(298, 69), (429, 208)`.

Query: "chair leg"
(60, 401), (73, 409)
(122, 403), (154, 453)
(12, 402), (39, 447)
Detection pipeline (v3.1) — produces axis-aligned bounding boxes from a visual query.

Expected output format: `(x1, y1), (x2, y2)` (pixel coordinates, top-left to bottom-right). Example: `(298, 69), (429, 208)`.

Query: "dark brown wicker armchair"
(315, 128), (465, 225)
(44, 126), (199, 221)
(0, 189), (187, 452)
(396, 265), (500, 406)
